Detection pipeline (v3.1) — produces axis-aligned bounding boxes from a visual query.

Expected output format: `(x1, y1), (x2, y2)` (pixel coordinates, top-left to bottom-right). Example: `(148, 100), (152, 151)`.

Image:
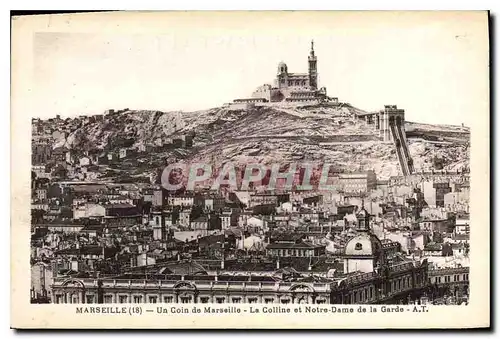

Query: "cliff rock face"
(34, 104), (470, 181)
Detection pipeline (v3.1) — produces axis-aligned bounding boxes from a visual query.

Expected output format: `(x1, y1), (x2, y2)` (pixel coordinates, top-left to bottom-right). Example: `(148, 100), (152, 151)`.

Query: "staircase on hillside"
(395, 122), (415, 173)
(389, 123), (413, 176)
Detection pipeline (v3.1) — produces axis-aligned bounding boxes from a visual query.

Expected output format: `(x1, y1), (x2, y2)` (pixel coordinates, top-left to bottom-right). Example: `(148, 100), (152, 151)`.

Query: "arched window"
(355, 243), (363, 250)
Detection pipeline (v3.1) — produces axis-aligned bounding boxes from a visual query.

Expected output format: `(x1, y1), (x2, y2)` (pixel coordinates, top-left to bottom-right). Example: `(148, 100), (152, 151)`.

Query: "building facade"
(338, 171), (377, 193)
(50, 263), (430, 305)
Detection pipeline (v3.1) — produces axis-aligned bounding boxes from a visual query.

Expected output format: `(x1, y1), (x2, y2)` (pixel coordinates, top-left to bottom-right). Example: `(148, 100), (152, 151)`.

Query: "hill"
(32, 103), (470, 182)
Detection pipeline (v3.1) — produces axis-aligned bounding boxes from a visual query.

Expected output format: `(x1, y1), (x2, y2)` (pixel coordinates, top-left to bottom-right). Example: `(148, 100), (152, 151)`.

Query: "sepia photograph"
(11, 10), (490, 329)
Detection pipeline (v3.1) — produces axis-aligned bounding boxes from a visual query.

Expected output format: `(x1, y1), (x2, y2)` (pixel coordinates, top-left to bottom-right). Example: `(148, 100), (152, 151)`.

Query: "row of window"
(341, 179), (369, 184)
(279, 79), (308, 87)
(348, 286), (375, 303)
(346, 275), (417, 303)
(432, 274), (469, 284)
(391, 276), (413, 293)
(55, 294), (328, 305)
(268, 249), (316, 257)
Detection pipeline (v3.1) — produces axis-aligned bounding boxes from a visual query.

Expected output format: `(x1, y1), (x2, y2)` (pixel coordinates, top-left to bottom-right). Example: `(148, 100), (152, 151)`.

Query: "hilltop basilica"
(231, 41), (332, 106)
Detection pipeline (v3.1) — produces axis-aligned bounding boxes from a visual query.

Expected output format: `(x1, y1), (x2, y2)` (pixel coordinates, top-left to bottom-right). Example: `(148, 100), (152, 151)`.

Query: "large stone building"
(230, 41), (333, 107)
(338, 171), (377, 194)
(49, 255), (431, 305)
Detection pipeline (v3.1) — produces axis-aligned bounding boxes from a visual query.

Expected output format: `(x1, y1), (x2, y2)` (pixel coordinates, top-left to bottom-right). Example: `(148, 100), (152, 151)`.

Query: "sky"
(32, 11), (489, 125)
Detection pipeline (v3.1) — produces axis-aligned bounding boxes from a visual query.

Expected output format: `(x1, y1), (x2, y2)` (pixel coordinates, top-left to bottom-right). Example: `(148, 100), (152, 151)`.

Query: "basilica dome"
(344, 233), (383, 257)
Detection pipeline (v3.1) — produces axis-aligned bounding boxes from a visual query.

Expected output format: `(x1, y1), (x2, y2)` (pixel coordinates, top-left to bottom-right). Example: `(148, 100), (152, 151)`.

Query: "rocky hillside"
(34, 103), (470, 181)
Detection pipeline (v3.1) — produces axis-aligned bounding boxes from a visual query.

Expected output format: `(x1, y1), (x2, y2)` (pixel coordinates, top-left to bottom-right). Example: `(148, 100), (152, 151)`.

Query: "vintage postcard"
(11, 11), (490, 329)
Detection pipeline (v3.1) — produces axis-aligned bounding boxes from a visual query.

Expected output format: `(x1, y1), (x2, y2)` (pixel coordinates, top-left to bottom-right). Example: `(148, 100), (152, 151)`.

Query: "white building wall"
(344, 258), (374, 274)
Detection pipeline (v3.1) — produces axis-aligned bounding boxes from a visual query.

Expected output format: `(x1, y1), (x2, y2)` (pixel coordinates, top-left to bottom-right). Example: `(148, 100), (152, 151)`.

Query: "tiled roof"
(156, 261), (207, 275)
(105, 203), (136, 209)
(266, 242), (324, 249)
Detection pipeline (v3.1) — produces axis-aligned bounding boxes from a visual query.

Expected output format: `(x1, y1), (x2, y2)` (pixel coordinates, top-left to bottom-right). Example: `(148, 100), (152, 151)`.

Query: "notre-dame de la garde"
(231, 41), (331, 105)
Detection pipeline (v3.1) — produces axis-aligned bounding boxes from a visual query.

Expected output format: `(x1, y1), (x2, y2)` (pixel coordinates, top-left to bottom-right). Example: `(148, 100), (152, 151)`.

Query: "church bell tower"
(308, 40), (318, 90)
